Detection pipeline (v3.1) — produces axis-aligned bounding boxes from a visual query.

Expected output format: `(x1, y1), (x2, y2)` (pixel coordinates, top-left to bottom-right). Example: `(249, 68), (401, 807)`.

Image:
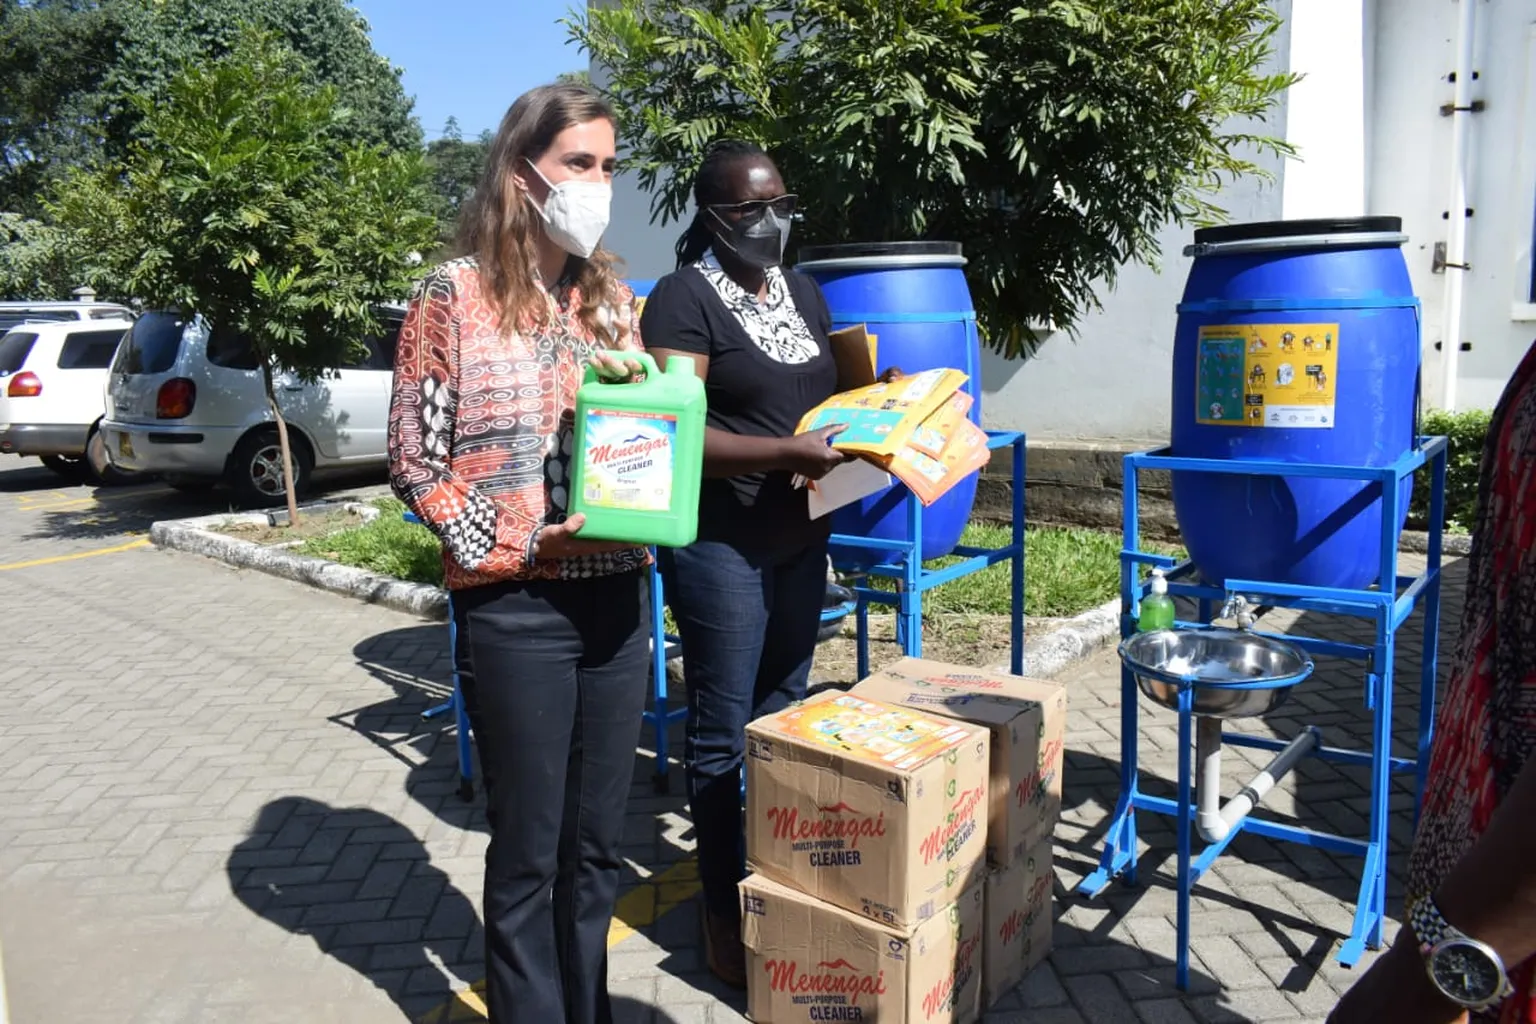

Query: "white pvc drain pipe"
(1196, 718), (1323, 843)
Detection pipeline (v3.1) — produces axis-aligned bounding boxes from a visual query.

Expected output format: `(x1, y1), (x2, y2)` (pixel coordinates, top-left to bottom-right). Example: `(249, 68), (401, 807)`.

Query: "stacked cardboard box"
(741, 689), (992, 1022)
(851, 660), (1067, 1010)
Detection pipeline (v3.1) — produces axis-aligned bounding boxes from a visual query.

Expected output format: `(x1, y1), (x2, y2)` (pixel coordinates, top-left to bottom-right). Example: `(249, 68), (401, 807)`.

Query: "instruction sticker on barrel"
(1195, 323), (1339, 429)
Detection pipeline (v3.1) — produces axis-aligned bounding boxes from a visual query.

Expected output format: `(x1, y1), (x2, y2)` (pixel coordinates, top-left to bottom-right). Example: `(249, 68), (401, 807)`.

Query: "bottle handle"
(583, 350), (660, 384)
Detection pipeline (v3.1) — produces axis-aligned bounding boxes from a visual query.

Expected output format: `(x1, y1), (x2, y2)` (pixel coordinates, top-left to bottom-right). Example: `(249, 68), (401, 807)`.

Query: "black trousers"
(452, 569), (649, 1024)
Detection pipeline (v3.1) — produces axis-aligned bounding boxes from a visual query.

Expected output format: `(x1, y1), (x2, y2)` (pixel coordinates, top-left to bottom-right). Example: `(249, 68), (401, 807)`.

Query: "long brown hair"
(458, 83), (624, 342)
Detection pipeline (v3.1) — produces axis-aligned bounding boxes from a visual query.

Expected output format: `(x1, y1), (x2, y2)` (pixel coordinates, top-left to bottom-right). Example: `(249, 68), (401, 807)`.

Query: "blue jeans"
(658, 535), (830, 918)
(452, 570), (650, 1024)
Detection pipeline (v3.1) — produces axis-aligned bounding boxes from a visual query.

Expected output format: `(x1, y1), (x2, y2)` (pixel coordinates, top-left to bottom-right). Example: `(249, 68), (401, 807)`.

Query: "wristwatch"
(1408, 894), (1514, 1010)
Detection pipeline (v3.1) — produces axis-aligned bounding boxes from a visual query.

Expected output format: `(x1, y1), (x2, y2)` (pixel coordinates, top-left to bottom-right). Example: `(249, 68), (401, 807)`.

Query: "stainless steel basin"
(1119, 627), (1314, 719)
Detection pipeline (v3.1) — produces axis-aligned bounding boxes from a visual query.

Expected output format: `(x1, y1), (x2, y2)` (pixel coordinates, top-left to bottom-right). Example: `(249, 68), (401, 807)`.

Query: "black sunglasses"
(706, 194), (799, 225)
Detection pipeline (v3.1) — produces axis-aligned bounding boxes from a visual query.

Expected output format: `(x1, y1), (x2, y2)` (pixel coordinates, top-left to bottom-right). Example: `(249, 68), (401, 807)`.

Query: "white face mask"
(523, 158), (612, 259)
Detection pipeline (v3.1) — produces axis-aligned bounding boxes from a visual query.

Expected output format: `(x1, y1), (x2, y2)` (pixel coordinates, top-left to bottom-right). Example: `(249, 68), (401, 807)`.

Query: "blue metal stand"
(1077, 437), (1449, 989)
(644, 561), (687, 793)
(404, 512), (476, 803)
(831, 430), (1028, 678)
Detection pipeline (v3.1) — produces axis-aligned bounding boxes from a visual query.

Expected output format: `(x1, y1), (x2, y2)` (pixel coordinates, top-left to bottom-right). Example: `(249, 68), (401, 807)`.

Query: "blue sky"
(352, 0), (588, 141)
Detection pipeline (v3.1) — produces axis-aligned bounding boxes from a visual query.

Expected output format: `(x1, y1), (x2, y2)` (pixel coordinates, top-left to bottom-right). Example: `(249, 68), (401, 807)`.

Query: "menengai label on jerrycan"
(569, 351), (705, 548)
(744, 690), (990, 932)
(580, 412), (676, 509)
(852, 659), (1066, 868)
(740, 872), (985, 1023)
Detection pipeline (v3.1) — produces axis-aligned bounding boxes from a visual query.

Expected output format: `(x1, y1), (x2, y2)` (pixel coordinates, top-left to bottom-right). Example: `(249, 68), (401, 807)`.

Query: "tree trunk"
(261, 361), (302, 526)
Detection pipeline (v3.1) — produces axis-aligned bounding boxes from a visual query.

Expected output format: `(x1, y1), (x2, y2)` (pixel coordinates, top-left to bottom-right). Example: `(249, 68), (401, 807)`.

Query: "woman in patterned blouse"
(641, 140), (856, 987)
(386, 83), (649, 1024)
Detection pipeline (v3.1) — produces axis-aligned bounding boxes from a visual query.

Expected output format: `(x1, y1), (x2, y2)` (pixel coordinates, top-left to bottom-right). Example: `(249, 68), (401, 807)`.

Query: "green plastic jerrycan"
(569, 351), (706, 547)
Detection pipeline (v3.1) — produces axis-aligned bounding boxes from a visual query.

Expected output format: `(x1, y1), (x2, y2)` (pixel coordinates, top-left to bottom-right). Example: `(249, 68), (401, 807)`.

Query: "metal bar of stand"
(1175, 685), (1195, 991)
(1416, 438), (1450, 820)
(1221, 732), (1419, 772)
(1132, 793), (1373, 858)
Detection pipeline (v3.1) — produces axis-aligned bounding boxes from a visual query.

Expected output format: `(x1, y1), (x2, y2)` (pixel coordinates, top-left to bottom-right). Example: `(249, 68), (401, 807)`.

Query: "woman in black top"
(640, 140), (848, 987)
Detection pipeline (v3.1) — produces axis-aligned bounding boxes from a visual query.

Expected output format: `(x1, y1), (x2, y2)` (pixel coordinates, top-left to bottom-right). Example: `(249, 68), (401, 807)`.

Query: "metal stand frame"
(404, 512), (476, 802)
(1077, 436), (1450, 989)
(833, 430), (1028, 678)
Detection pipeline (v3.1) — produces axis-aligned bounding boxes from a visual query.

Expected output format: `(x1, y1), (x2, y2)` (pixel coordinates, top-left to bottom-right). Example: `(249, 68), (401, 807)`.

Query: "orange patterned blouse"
(386, 257), (651, 590)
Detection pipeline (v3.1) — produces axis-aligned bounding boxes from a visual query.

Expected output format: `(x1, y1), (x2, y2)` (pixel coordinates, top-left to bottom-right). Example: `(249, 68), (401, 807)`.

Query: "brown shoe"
(702, 907), (747, 989)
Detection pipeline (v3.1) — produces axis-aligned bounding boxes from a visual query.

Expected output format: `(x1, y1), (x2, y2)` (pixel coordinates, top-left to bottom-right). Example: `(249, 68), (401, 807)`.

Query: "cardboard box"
(741, 873), (985, 1024)
(851, 660), (1066, 867)
(982, 839), (1054, 1008)
(745, 690), (990, 931)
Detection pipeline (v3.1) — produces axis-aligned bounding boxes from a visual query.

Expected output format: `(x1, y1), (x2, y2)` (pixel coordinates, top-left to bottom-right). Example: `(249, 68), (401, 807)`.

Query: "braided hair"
(674, 139), (772, 269)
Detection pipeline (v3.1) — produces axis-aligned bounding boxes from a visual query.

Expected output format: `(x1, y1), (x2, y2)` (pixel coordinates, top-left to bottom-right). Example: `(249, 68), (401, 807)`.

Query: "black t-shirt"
(640, 258), (839, 546)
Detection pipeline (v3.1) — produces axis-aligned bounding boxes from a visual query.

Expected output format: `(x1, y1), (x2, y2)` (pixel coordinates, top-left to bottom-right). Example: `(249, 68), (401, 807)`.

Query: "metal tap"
(1219, 593), (1256, 630)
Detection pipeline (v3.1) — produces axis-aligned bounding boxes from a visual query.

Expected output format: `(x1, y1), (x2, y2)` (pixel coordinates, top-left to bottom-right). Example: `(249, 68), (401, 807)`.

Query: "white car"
(102, 309), (404, 506)
(0, 318), (138, 482)
(0, 300), (136, 333)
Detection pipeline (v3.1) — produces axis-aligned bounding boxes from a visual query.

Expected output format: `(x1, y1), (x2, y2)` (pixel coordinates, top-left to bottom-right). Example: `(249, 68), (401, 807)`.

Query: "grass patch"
(861, 521), (1182, 619)
(297, 497), (444, 585)
(301, 503), (1178, 620)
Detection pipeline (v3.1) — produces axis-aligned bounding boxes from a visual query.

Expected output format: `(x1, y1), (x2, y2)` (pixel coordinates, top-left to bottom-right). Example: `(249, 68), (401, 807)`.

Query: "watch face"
(1430, 939), (1503, 1005)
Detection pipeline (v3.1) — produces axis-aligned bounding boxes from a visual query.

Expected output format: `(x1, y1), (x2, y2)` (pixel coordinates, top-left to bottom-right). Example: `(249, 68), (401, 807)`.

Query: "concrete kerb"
(997, 595), (1123, 680)
(149, 501), (449, 622)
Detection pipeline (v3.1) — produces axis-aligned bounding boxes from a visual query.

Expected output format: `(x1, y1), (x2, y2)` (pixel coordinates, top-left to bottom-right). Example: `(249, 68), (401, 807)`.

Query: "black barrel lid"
(1193, 217), (1403, 245)
(797, 240), (963, 262)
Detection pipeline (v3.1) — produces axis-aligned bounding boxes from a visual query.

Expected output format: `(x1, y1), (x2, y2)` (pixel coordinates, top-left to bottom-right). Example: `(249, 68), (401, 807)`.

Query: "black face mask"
(709, 208), (792, 270)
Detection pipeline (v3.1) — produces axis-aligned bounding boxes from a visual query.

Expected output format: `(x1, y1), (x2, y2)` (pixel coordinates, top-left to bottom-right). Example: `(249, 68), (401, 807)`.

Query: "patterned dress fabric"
(693, 252), (821, 364)
(387, 256), (651, 590)
(1407, 340), (1536, 1023)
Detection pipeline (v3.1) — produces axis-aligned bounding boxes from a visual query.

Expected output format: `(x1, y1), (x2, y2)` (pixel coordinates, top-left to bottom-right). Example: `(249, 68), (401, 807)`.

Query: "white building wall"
(1368, 0), (1536, 412)
(1282, 0), (1367, 219)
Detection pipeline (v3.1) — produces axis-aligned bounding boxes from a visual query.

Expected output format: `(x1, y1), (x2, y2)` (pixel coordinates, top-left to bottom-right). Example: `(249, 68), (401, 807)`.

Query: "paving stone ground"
(0, 456), (1465, 1023)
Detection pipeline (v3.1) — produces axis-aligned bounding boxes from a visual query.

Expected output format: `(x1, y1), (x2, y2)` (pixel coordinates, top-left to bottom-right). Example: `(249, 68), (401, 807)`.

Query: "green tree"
(50, 29), (438, 522)
(571, 0), (1296, 356)
(0, 0), (421, 217)
(424, 117), (491, 253)
(0, 213), (79, 300)
(0, 0), (127, 217)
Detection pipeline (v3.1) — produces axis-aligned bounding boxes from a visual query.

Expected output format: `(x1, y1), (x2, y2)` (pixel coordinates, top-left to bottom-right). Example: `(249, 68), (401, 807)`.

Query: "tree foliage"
(0, 212), (79, 300)
(0, 0), (420, 217)
(423, 117), (491, 254)
(0, 0), (126, 217)
(571, 0), (1297, 356)
(50, 29), (437, 518)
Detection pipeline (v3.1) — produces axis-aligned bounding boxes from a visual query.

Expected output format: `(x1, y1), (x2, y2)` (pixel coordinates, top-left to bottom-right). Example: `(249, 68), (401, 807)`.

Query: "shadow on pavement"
(1282, 554), (1466, 867)
(5, 455), (390, 542)
(229, 796), (485, 1021)
(325, 623), (705, 1014)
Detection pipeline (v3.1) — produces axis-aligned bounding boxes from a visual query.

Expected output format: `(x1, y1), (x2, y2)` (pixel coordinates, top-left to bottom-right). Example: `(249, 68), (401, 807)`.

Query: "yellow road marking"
(0, 537), (149, 571)
(17, 496), (97, 512)
(15, 485), (172, 513)
(417, 858), (702, 1023)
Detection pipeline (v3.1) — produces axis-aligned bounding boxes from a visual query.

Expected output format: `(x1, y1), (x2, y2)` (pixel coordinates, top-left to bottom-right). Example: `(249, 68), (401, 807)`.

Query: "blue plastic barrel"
(796, 241), (982, 565)
(1171, 217), (1420, 591)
